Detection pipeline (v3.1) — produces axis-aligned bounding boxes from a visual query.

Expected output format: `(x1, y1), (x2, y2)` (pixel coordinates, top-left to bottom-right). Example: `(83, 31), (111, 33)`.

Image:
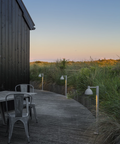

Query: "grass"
(30, 58), (120, 143)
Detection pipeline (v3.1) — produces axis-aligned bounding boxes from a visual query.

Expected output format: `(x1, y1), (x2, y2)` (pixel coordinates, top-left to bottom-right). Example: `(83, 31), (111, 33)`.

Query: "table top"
(0, 91), (37, 102)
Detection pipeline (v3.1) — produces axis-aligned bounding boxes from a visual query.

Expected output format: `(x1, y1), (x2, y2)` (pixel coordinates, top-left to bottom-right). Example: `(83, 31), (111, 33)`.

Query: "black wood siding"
(0, 0), (30, 91)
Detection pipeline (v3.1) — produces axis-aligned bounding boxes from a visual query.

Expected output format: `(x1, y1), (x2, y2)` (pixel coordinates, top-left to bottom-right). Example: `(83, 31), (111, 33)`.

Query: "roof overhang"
(16, 0), (35, 30)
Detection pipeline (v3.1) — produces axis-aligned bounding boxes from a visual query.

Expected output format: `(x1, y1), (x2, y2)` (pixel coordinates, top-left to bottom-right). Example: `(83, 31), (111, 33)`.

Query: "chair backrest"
(5, 93), (32, 117)
(15, 84), (34, 93)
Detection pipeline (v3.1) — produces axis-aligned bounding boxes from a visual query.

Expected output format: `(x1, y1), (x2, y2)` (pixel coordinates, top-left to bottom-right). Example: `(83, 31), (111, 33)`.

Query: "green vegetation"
(30, 59), (120, 143)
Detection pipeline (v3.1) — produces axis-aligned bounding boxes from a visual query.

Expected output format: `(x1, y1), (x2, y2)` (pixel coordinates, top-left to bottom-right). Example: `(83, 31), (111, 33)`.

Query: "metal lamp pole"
(64, 75), (67, 96)
(60, 75), (67, 96)
(41, 73), (44, 91)
(85, 86), (99, 134)
(38, 73), (44, 91)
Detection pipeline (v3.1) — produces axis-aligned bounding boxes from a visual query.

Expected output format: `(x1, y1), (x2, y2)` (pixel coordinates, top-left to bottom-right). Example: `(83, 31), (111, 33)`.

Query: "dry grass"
(94, 112), (120, 144)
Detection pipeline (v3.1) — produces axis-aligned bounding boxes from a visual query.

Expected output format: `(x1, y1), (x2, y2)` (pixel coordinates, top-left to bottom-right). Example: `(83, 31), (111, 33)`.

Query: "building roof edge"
(16, 0), (35, 30)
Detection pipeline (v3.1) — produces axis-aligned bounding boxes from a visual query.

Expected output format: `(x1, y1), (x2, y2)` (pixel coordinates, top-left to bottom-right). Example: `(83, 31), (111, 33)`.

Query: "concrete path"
(0, 89), (97, 144)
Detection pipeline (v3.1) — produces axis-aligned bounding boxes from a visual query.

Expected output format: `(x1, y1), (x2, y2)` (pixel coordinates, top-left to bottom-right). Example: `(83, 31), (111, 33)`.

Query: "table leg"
(0, 102), (6, 125)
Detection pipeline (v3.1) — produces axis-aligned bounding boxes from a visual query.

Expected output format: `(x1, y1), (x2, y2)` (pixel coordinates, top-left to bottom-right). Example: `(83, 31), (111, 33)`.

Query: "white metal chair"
(5, 92), (32, 143)
(15, 84), (38, 123)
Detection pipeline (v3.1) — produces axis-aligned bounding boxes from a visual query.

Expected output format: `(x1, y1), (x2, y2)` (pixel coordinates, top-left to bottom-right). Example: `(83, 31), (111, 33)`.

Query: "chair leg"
(6, 117), (9, 134)
(8, 119), (15, 144)
(32, 105), (38, 123)
(28, 118), (30, 136)
(23, 119), (30, 143)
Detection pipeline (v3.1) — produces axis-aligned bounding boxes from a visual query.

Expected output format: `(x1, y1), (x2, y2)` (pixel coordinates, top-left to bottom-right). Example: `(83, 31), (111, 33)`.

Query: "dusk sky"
(22, 0), (120, 62)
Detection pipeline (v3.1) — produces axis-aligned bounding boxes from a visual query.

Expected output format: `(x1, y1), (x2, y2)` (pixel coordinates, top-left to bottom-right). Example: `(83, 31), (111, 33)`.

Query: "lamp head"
(38, 74), (41, 77)
(60, 75), (64, 80)
(85, 88), (93, 95)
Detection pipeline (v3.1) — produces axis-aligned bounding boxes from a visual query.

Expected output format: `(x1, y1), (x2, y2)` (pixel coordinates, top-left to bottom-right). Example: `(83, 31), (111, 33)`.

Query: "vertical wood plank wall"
(0, 0), (30, 91)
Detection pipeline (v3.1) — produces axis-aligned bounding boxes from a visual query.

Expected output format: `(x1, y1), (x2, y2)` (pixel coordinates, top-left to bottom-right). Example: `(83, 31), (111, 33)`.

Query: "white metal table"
(0, 91), (37, 124)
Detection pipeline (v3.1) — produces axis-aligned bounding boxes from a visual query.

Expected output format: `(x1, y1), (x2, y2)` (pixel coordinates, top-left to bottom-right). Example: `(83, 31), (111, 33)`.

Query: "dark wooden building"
(0, 0), (35, 91)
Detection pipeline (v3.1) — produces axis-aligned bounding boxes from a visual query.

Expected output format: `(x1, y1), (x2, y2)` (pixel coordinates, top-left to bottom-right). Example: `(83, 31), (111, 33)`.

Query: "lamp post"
(60, 75), (67, 96)
(38, 73), (44, 91)
(85, 86), (99, 134)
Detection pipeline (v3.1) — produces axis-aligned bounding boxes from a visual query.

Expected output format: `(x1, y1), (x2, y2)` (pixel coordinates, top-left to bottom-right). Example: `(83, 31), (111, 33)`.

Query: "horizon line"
(30, 58), (120, 63)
